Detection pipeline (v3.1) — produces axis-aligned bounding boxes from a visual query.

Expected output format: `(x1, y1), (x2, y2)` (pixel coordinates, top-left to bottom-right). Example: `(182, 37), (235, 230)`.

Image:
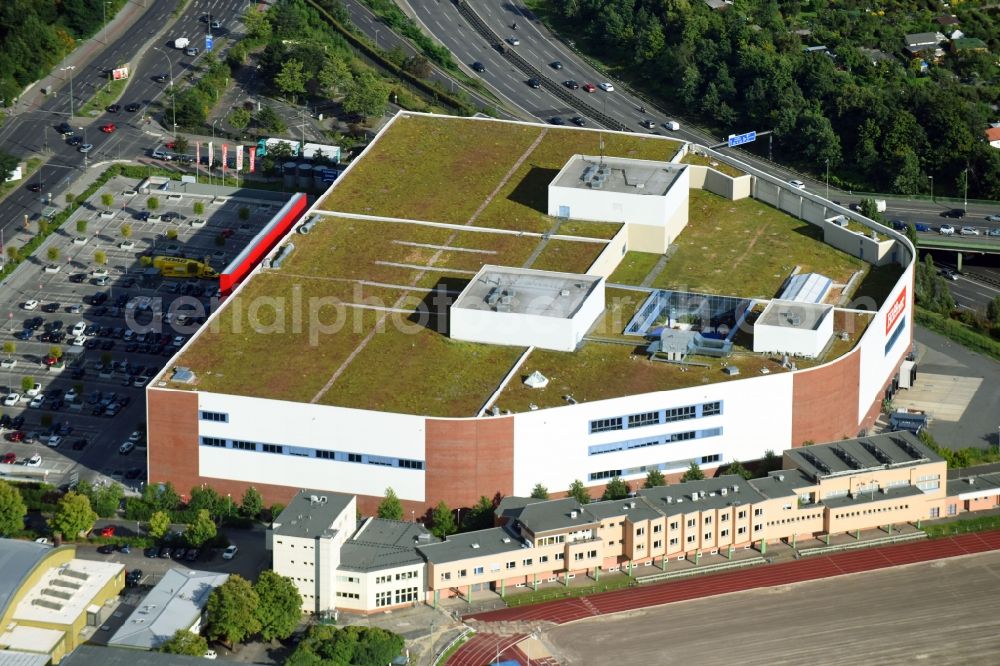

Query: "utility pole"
(928, 175), (934, 202)
(61, 66), (76, 117)
(963, 168), (968, 212)
(825, 158), (830, 201)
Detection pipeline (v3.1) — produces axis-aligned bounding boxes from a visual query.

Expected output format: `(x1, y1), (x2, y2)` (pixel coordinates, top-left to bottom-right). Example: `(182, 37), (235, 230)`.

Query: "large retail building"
(147, 112), (916, 515)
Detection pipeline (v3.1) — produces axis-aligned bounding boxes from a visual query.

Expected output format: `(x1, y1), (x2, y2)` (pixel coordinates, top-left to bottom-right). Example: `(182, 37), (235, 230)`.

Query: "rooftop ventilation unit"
(297, 216), (320, 234)
(733, 485), (740, 493)
(629, 501), (636, 509)
(777, 474), (785, 482)
(502, 537), (511, 543)
(570, 510), (578, 518)
(471, 543), (480, 549)
(720, 488), (727, 496)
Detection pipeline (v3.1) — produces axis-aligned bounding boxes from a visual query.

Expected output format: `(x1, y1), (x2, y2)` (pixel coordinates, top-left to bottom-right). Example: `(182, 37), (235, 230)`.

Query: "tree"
(228, 107), (251, 130)
(193, 201), (205, 215)
(50, 491), (97, 539)
(601, 476), (630, 501)
(243, 6), (272, 41)
(724, 460), (753, 480)
(430, 501), (456, 538)
(2, 341), (14, 357)
(275, 59), (307, 103)
(188, 485), (222, 520)
(37, 218), (48, 235)
(100, 193), (114, 207)
(93, 250), (107, 265)
(238, 206), (250, 221)
(0, 150), (17, 181)
(905, 223), (918, 248)
(48, 346), (62, 362)
(173, 135), (189, 155)
(120, 223), (133, 239)
(987, 296), (1000, 326)
(643, 469), (666, 488)
(254, 571), (301, 641)
(76, 219), (87, 234)
(186, 509), (217, 547)
(77, 480), (123, 518)
(21, 376), (35, 393)
(403, 55), (432, 79)
(148, 510), (171, 540)
(147, 196), (159, 212)
(46, 246), (59, 262)
(343, 71), (388, 117)
(529, 483), (549, 500)
(680, 462), (705, 482)
(0, 479), (27, 536)
(256, 105), (286, 133)
(317, 56), (352, 97)
(158, 628), (208, 656)
(377, 488), (404, 521)
(288, 625), (404, 666)
(206, 575), (261, 648)
(6, 245), (19, 262)
(241, 486), (263, 519)
(143, 482), (181, 513)
(462, 495), (495, 531)
(65, 193), (76, 205)
(568, 479), (591, 505)
(166, 229), (178, 240)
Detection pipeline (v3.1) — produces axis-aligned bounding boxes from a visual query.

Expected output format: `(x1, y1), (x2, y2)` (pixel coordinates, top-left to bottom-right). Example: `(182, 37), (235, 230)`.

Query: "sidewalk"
(11, 1), (160, 117)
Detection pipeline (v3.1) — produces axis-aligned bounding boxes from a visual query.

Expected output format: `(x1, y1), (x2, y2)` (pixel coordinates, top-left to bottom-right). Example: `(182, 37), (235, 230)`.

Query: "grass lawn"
(681, 152), (745, 178)
(528, 238), (607, 274)
(474, 128), (681, 234)
(651, 190), (866, 298)
(608, 251), (661, 285)
(78, 77), (128, 117)
(320, 115), (542, 223)
(173, 273), (384, 402)
(556, 220), (623, 239)
(497, 342), (786, 411)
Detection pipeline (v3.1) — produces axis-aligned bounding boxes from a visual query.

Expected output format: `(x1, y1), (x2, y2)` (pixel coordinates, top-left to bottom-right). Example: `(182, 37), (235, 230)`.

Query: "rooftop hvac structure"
(548, 154), (690, 254)
(450, 265), (605, 351)
(779, 272), (833, 304)
(753, 299), (834, 358)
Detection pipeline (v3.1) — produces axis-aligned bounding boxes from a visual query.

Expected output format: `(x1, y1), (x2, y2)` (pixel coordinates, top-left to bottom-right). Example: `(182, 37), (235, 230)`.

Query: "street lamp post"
(79, 127), (87, 168)
(963, 168), (968, 212)
(60, 66), (76, 117)
(374, 29), (380, 49)
(211, 119), (220, 186)
(928, 175), (934, 202)
(156, 48), (177, 139)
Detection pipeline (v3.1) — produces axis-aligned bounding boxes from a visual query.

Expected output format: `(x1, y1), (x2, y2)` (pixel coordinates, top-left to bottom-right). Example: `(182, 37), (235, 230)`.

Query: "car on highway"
(939, 224), (955, 235)
(788, 179), (806, 190)
(23, 299), (39, 310)
(153, 73), (169, 83)
(988, 228), (1000, 237)
(570, 116), (586, 126)
(959, 226), (979, 236)
(939, 267), (958, 280)
(564, 80), (579, 90)
(582, 83), (596, 93)
(222, 545), (238, 560)
(471, 61), (485, 72)
(549, 117), (565, 125)
(78, 143), (93, 153)
(125, 103), (141, 112)
(28, 182), (44, 192)
(506, 36), (520, 46)
(57, 122), (74, 135)
(914, 223), (931, 232)
(942, 208), (965, 219)
(550, 60), (563, 69)
(210, 19), (222, 29)
(985, 214), (1000, 222)
(68, 136), (83, 146)
(106, 104), (120, 113)
(640, 119), (655, 129)
(185, 47), (199, 57)
(527, 78), (541, 88)
(100, 123), (116, 133)
(598, 82), (614, 92)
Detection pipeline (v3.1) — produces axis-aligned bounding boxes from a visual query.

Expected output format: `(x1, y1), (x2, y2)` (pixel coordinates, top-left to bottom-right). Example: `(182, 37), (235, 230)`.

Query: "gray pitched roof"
(947, 471), (1000, 498)
(417, 527), (524, 564)
(786, 431), (941, 481)
(639, 475), (765, 516)
(108, 568), (229, 650)
(749, 469), (816, 499)
(516, 498), (599, 534)
(272, 490), (354, 539)
(0, 539), (58, 622)
(339, 518), (436, 572)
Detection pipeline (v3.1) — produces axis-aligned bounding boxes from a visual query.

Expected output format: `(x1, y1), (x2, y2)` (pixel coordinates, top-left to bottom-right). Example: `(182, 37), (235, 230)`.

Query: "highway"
(0, 0), (250, 248)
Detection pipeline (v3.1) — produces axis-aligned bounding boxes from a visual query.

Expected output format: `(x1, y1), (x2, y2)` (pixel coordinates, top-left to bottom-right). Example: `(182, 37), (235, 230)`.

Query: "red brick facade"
(424, 417), (515, 510)
(790, 349), (862, 446)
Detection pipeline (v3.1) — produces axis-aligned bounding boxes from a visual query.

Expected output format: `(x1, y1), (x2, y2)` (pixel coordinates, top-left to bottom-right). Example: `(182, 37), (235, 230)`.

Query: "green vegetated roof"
(170, 113), (883, 416)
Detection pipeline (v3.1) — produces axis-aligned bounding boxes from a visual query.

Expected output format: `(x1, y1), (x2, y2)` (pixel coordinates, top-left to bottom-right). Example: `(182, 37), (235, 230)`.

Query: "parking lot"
(0, 174), (289, 490)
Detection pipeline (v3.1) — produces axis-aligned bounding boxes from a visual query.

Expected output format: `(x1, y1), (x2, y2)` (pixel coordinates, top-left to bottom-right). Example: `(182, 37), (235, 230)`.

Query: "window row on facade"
(589, 401), (723, 434)
(589, 453), (721, 481)
(588, 427), (723, 456)
(199, 436), (424, 471)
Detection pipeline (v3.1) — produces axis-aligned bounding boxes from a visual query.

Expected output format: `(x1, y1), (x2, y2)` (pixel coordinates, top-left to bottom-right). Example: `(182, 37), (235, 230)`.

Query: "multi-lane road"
(0, 0), (249, 247)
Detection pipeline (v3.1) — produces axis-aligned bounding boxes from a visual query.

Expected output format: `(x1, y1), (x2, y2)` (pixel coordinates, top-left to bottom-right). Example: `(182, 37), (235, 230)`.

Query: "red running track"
(448, 633), (526, 666)
(469, 530), (1000, 626)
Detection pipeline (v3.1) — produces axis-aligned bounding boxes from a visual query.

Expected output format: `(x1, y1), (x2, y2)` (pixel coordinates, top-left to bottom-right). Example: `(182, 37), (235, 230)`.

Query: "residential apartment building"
(268, 490), (434, 615)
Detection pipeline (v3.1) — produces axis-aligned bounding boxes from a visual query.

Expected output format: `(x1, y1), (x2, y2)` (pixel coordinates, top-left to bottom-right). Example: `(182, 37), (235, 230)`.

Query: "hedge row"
(915, 307), (1000, 363)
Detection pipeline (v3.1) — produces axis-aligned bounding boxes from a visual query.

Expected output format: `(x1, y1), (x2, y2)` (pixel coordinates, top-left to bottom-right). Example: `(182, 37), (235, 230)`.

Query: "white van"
(664, 120), (680, 131)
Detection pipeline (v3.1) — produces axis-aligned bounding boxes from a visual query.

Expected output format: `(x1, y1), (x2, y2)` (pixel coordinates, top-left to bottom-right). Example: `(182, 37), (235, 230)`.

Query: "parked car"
(26, 454), (41, 467)
(97, 544), (116, 555)
(2, 452), (16, 464)
(23, 299), (39, 310)
(988, 228), (1000, 237)
(144, 546), (160, 558)
(119, 441), (135, 455)
(100, 526), (116, 537)
(222, 545), (238, 560)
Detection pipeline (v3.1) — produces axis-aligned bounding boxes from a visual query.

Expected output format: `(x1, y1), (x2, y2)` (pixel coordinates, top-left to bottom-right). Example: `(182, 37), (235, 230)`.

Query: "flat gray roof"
(339, 518), (435, 572)
(62, 645), (209, 665)
(0, 651), (50, 666)
(272, 490), (354, 539)
(786, 431), (942, 481)
(554, 155), (685, 196)
(639, 475), (765, 515)
(757, 299), (831, 330)
(417, 527), (524, 565)
(749, 469), (816, 499)
(823, 484), (925, 509)
(947, 471), (1000, 499)
(0, 539), (57, 623)
(108, 568), (229, 650)
(452, 265), (601, 320)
